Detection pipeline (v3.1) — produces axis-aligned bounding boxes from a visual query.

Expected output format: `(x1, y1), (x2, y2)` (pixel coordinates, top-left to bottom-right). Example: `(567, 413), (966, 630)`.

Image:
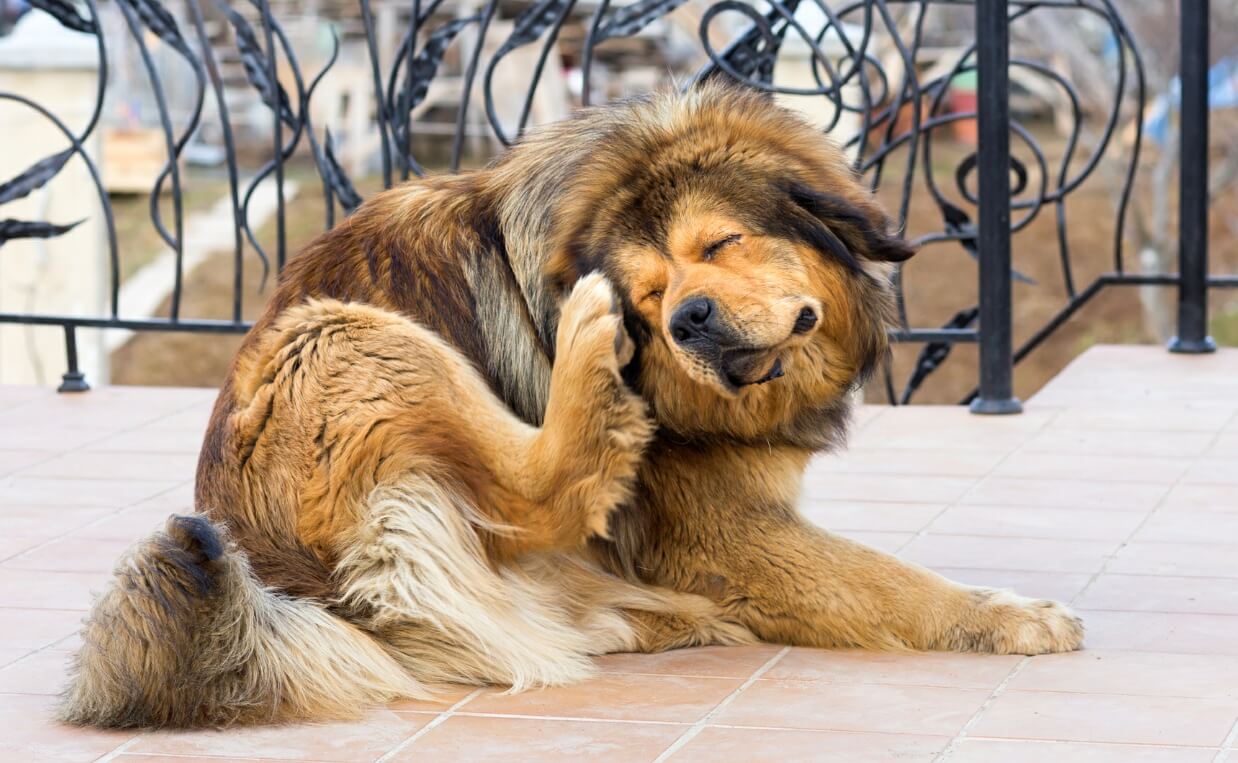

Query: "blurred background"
(0, 0), (1234, 404)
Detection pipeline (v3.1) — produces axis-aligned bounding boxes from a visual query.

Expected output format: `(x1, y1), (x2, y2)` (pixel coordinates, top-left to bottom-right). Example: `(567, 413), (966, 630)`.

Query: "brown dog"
(61, 83), (1082, 729)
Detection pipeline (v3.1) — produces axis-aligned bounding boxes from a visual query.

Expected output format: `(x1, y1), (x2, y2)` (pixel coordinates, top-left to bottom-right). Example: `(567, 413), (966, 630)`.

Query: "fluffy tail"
(59, 515), (424, 728)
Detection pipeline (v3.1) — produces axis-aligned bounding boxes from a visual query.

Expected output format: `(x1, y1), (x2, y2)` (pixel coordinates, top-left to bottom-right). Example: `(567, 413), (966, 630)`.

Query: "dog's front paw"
(945, 589), (1084, 655)
(546, 274), (653, 539)
(556, 272), (633, 375)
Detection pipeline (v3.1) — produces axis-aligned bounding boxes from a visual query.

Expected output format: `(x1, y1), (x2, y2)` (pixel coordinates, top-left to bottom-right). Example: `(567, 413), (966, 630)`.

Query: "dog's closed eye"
(703, 234), (742, 261)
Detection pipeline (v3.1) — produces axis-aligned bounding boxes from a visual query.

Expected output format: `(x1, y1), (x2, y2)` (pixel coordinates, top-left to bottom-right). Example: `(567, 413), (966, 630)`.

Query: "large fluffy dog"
(62, 84), (1082, 728)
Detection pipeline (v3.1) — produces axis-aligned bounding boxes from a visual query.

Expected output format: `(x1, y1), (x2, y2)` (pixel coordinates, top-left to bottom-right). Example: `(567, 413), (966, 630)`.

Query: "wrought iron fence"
(0, 0), (1231, 410)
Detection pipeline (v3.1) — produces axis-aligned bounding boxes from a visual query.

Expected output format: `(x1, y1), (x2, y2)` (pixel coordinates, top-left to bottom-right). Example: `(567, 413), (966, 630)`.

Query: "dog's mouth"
(719, 347), (785, 392)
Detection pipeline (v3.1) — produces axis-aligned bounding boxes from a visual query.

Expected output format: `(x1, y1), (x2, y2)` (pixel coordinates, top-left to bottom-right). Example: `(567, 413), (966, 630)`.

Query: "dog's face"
(544, 86), (914, 444)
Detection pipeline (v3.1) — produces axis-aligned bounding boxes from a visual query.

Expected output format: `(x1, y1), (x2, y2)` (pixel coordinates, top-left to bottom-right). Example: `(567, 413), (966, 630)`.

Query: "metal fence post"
(969, 0), (1022, 414)
(1168, 0), (1216, 354)
(58, 325), (90, 393)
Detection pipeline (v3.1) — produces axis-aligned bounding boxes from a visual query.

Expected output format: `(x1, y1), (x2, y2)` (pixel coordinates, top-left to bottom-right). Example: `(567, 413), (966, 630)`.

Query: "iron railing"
(0, 0), (1230, 410)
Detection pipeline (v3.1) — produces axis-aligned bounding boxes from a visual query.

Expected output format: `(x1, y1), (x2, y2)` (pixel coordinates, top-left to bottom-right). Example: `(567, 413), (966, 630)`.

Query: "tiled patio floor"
(1, 344), (1237, 762)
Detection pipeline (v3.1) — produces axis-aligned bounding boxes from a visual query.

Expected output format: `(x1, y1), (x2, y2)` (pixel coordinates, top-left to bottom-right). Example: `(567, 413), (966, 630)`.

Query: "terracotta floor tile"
(130, 480), (197, 507)
(798, 473), (974, 504)
(835, 530), (914, 554)
(112, 756), (294, 763)
(0, 693), (134, 761)
(811, 448), (1006, 477)
(0, 449), (50, 478)
(1007, 649), (1238, 699)
(0, 534), (44, 561)
(798, 501), (944, 533)
(929, 568), (1093, 603)
(128, 708), (431, 761)
(3, 536), (135, 573)
(764, 649), (1020, 690)
(1159, 483), (1238, 513)
(0, 385), (47, 408)
(83, 428), (206, 454)
(949, 739), (1217, 762)
(0, 648), (73, 694)
(1045, 405), (1231, 432)
(0, 477), (179, 508)
(394, 715), (684, 762)
(0, 426), (116, 451)
(593, 645), (782, 679)
(712, 680), (988, 736)
(464, 674), (742, 723)
(851, 428), (1034, 453)
(1184, 458), (1238, 486)
(69, 506), (184, 543)
(0, 608), (85, 650)
(1210, 434), (1238, 457)
(1077, 574), (1238, 614)
(899, 534), (1118, 573)
(926, 505), (1145, 541)
(0, 646), (32, 667)
(672, 727), (948, 762)
(17, 451), (201, 482)
(144, 405), (215, 432)
(1108, 542), (1238, 577)
(1079, 610), (1238, 654)
(970, 689), (1238, 746)
(1022, 428), (1216, 458)
(959, 477), (1168, 511)
(51, 629), (83, 652)
(1031, 384), (1238, 408)
(387, 684), (477, 712)
(2, 394), (199, 430)
(0, 569), (105, 610)
(851, 408), (1053, 450)
(852, 404), (885, 425)
(0, 505), (115, 537)
(992, 452), (1191, 484)
(1132, 513), (1238, 545)
(850, 426), (1036, 452)
(1, 404), (155, 431)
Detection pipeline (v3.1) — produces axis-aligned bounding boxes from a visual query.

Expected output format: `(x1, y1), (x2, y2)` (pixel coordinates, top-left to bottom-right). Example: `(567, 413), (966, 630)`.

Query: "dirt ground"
(110, 149), (1238, 406)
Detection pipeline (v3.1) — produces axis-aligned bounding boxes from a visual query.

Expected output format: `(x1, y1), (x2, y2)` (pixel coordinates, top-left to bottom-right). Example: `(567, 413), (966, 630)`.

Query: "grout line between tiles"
(651, 645), (790, 762)
(0, 395), (217, 567)
(931, 656), (1030, 762)
(448, 711), (691, 726)
(0, 478), (194, 567)
(1214, 713), (1238, 763)
(93, 733), (145, 763)
(891, 409), (1053, 555)
(963, 736), (1221, 750)
(374, 687), (485, 762)
(1068, 436), (1205, 609)
(114, 755), (337, 762)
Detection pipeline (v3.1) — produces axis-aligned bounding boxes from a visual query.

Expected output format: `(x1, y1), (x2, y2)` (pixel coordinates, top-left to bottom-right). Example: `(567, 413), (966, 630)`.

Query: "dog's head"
(543, 84), (914, 445)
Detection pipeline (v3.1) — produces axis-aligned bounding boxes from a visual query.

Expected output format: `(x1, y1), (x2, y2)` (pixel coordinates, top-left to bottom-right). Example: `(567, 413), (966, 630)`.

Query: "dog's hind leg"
(622, 595), (759, 652)
(333, 481), (753, 691)
(332, 475), (614, 691)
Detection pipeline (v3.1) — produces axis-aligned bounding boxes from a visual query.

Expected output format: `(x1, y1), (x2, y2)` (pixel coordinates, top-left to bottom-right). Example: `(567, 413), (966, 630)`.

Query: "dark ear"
(783, 182), (917, 264)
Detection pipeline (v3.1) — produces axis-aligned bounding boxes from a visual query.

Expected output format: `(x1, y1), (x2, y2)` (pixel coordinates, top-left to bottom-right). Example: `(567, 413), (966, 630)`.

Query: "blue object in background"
(1145, 57), (1238, 147)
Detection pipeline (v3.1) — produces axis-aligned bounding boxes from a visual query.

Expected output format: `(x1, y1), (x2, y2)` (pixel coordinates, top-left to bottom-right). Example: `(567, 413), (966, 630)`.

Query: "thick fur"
(62, 84), (1081, 729)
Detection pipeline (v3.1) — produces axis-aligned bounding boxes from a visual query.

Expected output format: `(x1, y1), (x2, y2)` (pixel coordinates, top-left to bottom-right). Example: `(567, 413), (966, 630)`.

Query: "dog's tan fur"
(61, 84), (1082, 729)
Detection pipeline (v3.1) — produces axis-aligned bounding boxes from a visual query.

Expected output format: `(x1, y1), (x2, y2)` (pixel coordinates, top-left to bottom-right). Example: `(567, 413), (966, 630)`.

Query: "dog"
(60, 83), (1083, 729)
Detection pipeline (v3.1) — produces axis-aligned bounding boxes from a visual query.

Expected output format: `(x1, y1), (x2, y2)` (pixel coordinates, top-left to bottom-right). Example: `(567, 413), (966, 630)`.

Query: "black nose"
(793, 306), (819, 334)
(670, 296), (719, 346)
